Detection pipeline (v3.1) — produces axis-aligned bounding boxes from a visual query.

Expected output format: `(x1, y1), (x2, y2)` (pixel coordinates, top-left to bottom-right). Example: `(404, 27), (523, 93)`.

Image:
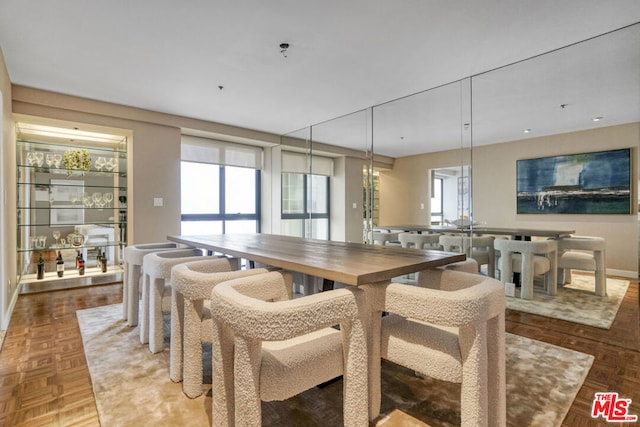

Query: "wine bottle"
(78, 252), (85, 276)
(56, 251), (64, 278)
(75, 250), (81, 269)
(100, 248), (108, 273)
(37, 252), (45, 280)
(96, 248), (102, 271)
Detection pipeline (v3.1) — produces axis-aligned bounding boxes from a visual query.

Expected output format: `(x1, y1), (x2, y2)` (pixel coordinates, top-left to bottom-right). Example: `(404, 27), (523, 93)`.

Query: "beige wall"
(381, 123), (640, 276)
(0, 48), (16, 328)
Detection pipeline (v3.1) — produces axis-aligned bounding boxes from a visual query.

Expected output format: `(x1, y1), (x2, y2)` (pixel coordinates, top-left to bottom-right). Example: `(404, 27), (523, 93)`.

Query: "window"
(181, 162), (260, 234)
(281, 173), (329, 239)
(431, 177), (443, 225)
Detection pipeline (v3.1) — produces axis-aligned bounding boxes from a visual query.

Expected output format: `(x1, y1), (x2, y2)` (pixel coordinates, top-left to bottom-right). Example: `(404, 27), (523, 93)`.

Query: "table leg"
(360, 282), (388, 420)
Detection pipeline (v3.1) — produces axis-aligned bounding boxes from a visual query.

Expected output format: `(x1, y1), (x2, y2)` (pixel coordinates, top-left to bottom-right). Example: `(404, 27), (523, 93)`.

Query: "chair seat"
(558, 251), (596, 270)
(261, 327), (343, 401)
(511, 253), (550, 275)
(381, 314), (461, 383)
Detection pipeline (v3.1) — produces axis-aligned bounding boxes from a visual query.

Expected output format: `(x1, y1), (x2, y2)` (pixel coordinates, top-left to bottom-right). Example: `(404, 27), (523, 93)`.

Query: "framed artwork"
(516, 148), (631, 214)
(50, 205), (84, 226)
(50, 179), (84, 203)
(50, 179), (84, 226)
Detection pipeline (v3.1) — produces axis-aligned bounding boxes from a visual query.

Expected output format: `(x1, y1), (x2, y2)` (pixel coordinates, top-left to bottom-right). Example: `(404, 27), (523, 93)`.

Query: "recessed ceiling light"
(523, 129), (532, 134)
(592, 116), (604, 122)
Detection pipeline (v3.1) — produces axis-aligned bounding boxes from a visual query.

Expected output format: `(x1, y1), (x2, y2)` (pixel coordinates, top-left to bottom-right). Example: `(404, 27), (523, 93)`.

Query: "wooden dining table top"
(376, 224), (575, 238)
(167, 233), (466, 286)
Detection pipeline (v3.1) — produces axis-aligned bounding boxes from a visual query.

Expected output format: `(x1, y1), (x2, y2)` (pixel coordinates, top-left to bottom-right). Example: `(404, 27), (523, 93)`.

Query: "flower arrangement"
(62, 149), (91, 177)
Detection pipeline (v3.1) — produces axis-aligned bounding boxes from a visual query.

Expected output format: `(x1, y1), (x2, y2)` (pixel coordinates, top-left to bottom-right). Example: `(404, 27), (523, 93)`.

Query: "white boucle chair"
(140, 248), (208, 353)
(380, 269), (506, 427)
(210, 271), (368, 427)
(439, 235), (495, 276)
(169, 258), (270, 398)
(372, 231), (400, 246)
(398, 232), (441, 249)
(494, 239), (558, 300)
(556, 236), (607, 296)
(122, 242), (181, 326)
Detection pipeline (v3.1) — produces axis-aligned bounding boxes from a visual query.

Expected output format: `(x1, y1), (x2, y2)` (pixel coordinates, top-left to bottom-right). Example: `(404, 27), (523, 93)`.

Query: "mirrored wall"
(278, 23), (639, 275)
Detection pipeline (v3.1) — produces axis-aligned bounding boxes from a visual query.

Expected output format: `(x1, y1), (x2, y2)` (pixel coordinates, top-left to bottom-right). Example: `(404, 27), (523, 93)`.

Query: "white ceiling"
(1, 1), (639, 157)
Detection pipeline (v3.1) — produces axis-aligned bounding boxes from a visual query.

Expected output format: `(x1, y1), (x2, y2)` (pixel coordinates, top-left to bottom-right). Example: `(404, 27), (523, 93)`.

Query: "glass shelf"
(17, 138), (127, 155)
(18, 241), (125, 254)
(16, 164), (127, 178)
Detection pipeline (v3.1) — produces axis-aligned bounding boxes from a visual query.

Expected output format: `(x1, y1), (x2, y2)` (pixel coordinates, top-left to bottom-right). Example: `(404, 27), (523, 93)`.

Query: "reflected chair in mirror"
(556, 236), (606, 296)
(140, 248), (208, 353)
(372, 231), (400, 246)
(494, 239), (558, 300)
(122, 242), (181, 326)
(379, 269), (506, 426)
(438, 235), (495, 276)
(210, 271), (368, 427)
(398, 232), (441, 249)
(170, 259), (270, 398)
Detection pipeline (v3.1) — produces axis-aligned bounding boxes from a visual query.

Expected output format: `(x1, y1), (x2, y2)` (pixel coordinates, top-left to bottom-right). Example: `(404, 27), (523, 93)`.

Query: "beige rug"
(78, 304), (594, 427)
(506, 274), (630, 329)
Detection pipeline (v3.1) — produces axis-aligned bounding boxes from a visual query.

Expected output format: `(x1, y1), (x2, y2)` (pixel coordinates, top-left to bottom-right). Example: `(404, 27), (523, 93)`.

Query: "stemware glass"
(46, 154), (54, 168)
(53, 153), (62, 168)
(26, 151), (36, 166)
(34, 152), (44, 167)
(52, 230), (61, 246)
(104, 192), (114, 208)
(94, 156), (107, 171)
(93, 192), (103, 207)
(83, 196), (94, 208)
(105, 157), (117, 171)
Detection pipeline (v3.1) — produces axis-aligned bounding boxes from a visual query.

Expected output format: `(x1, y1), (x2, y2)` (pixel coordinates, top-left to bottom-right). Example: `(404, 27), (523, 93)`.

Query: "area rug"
(506, 274), (630, 329)
(77, 304), (594, 427)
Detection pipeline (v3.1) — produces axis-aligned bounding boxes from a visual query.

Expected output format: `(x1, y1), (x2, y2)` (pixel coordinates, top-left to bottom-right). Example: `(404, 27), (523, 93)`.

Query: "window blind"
(281, 151), (334, 176)
(181, 135), (263, 169)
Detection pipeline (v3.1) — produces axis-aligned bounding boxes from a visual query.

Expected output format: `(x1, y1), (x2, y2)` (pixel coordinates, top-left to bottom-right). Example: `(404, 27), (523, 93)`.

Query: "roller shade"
(181, 135), (263, 169)
(281, 151), (334, 176)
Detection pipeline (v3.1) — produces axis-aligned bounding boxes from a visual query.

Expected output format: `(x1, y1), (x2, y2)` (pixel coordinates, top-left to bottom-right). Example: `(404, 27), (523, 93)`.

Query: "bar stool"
(122, 242), (181, 326)
(557, 236), (606, 296)
(141, 248), (208, 353)
(170, 258), (270, 398)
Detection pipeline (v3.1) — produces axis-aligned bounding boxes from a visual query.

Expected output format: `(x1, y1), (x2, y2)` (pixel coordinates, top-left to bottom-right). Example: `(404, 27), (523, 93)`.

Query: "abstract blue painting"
(517, 148), (631, 214)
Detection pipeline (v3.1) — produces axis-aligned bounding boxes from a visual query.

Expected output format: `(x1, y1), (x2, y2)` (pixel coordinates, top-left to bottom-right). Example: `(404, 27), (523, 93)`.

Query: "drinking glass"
(52, 230), (61, 246)
(94, 156), (106, 171)
(53, 153), (62, 168)
(104, 192), (113, 207)
(34, 152), (44, 167)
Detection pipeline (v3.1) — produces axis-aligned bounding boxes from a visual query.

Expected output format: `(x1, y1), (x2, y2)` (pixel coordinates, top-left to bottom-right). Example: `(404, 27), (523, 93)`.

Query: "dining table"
(376, 224), (576, 239)
(167, 233), (466, 419)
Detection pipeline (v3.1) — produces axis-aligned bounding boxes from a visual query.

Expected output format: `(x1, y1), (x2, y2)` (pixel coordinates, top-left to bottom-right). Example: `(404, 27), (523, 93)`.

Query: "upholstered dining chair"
(494, 238), (558, 300)
(169, 258), (270, 398)
(379, 268), (506, 426)
(438, 234), (495, 276)
(556, 235), (607, 296)
(372, 231), (400, 246)
(122, 242), (181, 326)
(210, 270), (368, 427)
(398, 232), (441, 249)
(140, 248), (209, 353)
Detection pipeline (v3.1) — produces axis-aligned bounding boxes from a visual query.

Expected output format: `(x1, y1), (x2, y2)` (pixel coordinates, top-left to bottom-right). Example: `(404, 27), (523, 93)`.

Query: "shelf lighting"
(17, 123), (126, 145)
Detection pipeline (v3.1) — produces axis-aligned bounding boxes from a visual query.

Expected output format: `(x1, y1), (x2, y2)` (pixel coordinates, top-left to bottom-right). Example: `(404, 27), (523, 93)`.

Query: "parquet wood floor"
(0, 277), (637, 426)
